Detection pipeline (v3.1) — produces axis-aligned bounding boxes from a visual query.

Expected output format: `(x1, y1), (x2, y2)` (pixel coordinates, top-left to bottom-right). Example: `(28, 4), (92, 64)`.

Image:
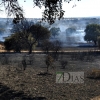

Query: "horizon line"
(0, 16), (100, 19)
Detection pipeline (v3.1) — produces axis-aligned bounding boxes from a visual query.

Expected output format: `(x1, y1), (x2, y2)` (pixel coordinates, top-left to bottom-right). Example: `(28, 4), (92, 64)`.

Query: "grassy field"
(0, 48), (100, 100)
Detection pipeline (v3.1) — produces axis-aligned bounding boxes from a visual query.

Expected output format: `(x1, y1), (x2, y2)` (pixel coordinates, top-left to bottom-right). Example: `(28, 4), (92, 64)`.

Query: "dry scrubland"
(0, 50), (100, 100)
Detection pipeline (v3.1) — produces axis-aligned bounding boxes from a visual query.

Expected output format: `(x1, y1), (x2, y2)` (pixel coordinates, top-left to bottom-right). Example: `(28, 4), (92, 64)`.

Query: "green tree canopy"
(50, 27), (60, 38)
(84, 24), (100, 45)
(66, 27), (76, 36)
(30, 23), (51, 41)
(5, 21), (51, 53)
(4, 33), (23, 52)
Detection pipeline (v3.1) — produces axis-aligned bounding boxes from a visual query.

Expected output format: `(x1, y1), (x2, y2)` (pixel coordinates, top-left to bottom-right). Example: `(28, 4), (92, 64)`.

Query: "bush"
(45, 55), (54, 73)
(60, 60), (68, 69)
(87, 69), (100, 79)
(0, 54), (9, 65)
(22, 59), (27, 71)
(59, 51), (68, 69)
(17, 60), (26, 71)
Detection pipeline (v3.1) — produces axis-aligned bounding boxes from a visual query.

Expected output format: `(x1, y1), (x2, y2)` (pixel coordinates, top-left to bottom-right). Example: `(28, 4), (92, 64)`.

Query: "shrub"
(52, 40), (62, 61)
(22, 59), (27, 70)
(59, 51), (68, 69)
(17, 60), (26, 71)
(87, 69), (100, 79)
(45, 55), (54, 73)
(0, 54), (9, 65)
(60, 60), (68, 69)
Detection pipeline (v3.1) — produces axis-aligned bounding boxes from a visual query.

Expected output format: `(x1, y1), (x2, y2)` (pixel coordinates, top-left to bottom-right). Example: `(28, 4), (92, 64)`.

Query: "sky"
(0, 0), (100, 18)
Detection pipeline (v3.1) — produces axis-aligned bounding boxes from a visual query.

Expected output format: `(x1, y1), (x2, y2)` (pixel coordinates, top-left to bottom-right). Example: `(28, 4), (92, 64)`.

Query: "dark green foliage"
(66, 27), (76, 35)
(84, 24), (100, 45)
(11, 20), (35, 53)
(4, 34), (22, 52)
(50, 27), (60, 38)
(97, 36), (100, 48)
(30, 23), (51, 40)
(4, 21), (50, 54)
(4, 32), (28, 52)
(29, 23), (51, 54)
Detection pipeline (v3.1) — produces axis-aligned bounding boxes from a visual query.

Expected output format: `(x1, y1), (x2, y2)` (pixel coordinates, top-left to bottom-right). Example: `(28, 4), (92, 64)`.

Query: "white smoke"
(49, 23), (86, 47)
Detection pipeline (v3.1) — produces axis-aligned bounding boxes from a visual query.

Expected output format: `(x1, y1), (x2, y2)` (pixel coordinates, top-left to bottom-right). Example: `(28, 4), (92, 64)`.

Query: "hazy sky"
(0, 0), (100, 18)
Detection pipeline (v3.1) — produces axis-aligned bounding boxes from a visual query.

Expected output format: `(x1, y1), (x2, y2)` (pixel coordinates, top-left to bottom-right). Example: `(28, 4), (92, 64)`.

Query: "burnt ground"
(0, 82), (46, 100)
(0, 48), (100, 100)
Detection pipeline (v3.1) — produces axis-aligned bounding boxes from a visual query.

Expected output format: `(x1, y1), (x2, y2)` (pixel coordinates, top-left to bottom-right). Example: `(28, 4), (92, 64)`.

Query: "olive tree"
(50, 27), (60, 38)
(0, 0), (81, 24)
(84, 24), (100, 45)
(4, 33), (22, 52)
(8, 20), (51, 54)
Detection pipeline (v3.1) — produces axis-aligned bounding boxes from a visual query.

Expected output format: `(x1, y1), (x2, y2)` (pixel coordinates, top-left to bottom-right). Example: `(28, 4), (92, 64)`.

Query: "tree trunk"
(29, 45), (33, 54)
(55, 51), (58, 61)
(47, 65), (49, 73)
(93, 40), (97, 46)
